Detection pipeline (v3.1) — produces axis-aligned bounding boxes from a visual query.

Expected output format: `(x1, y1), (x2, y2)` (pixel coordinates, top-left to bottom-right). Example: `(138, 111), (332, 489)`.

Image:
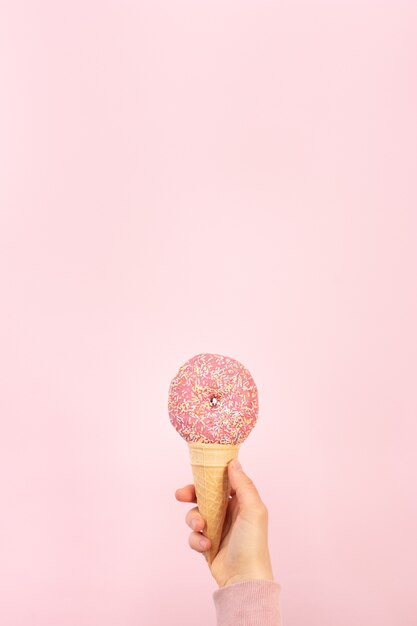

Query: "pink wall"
(1, 2), (416, 625)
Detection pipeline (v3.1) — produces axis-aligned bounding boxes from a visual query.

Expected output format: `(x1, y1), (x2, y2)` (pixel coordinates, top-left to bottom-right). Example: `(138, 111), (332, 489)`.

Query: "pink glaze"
(168, 353), (258, 445)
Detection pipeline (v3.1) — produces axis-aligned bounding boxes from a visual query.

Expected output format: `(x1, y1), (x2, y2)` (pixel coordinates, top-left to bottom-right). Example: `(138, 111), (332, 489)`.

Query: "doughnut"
(168, 353), (258, 445)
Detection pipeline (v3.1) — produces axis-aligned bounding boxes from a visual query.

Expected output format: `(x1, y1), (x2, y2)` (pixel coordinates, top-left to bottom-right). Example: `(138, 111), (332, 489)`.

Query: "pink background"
(1, 1), (416, 625)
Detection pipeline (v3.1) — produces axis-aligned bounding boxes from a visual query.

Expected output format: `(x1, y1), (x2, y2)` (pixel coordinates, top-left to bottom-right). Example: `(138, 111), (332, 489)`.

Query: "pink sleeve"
(213, 580), (282, 626)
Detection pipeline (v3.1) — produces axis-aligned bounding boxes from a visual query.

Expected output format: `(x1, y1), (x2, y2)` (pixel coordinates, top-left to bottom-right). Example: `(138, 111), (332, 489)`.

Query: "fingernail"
(231, 459), (242, 470)
(199, 538), (208, 550)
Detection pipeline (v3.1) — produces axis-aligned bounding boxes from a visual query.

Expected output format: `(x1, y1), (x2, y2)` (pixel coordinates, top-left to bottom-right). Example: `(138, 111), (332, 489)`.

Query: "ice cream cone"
(188, 442), (239, 564)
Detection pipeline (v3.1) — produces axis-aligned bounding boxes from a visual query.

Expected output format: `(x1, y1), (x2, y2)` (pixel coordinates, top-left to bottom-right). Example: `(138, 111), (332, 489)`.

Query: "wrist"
(221, 568), (274, 588)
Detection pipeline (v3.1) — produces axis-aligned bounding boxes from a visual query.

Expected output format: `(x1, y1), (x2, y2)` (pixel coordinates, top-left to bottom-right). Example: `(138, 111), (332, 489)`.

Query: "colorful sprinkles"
(168, 353), (258, 445)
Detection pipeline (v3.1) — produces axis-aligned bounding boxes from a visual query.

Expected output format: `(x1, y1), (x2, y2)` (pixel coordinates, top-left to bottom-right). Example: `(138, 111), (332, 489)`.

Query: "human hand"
(175, 459), (274, 588)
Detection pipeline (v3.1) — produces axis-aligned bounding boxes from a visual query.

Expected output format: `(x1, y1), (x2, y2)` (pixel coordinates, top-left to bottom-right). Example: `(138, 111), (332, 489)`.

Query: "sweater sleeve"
(213, 580), (282, 626)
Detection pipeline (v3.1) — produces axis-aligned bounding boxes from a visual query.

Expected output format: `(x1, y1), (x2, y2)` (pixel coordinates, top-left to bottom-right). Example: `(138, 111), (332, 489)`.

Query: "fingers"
(227, 459), (267, 516)
(175, 486), (210, 554)
(175, 484), (197, 503)
(189, 531), (211, 553)
(182, 502), (210, 554)
(185, 506), (205, 532)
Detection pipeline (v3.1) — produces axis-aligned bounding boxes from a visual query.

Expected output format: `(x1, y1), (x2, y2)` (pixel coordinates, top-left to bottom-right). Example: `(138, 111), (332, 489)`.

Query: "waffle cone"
(188, 442), (239, 564)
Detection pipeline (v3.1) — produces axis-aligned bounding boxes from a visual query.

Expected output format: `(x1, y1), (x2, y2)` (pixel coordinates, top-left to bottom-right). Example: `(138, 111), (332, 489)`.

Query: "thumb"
(228, 459), (263, 512)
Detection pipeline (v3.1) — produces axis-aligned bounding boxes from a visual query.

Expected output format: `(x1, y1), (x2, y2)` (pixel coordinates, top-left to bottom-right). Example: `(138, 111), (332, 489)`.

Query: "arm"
(213, 579), (281, 626)
(176, 459), (282, 625)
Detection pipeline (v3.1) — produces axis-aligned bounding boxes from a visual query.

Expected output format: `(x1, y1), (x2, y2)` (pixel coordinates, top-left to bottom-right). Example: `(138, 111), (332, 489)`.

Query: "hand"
(175, 459), (274, 588)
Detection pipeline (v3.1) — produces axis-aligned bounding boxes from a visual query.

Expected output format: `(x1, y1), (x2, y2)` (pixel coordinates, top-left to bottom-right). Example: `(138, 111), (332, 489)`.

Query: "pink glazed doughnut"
(168, 353), (258, 445)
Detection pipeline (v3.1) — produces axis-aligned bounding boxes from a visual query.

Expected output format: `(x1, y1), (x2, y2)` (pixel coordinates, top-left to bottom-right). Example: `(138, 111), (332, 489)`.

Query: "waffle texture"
(188, 442), (239, 563)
